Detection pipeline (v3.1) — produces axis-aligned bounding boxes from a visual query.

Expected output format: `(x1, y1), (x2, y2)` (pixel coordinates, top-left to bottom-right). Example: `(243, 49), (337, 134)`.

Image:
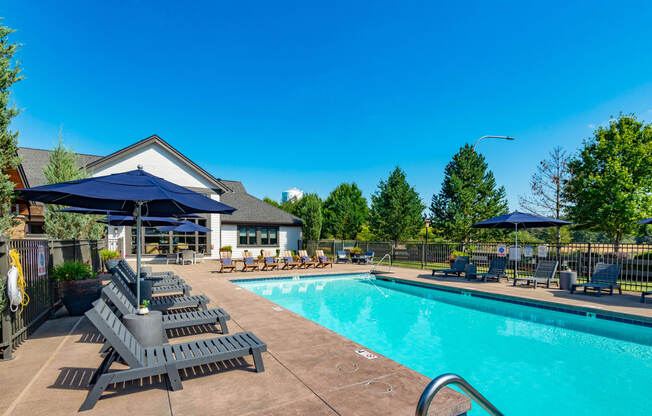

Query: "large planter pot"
(58, 278), (102, 316)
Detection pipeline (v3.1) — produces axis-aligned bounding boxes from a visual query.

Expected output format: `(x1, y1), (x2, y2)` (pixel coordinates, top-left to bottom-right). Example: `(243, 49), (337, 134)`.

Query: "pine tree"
(322, 183), (368, 239)
(43, 137), (106, 240)
(0, 23), (23, 236)
(369, 166), (425, 243)
(431, 144), (508, 243)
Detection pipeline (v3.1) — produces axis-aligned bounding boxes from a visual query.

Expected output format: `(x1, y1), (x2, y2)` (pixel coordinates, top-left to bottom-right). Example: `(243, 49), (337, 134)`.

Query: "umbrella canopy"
(157, 221), (211, 233)
(18, 167), (236, 216)
(98, 215), (184, 227)
(471, 211), (571, 229)
(18, 167), (236, 306)
(472, 211), (571, 278)
(56, 207), (202, 219)
(636, 218), (652, 225)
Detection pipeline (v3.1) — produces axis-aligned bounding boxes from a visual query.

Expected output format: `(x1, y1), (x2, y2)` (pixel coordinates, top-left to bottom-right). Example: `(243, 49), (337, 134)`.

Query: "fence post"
(587, 242), (592, 280)
(421, 241), (425, 269)
(0, 236), (12, 360)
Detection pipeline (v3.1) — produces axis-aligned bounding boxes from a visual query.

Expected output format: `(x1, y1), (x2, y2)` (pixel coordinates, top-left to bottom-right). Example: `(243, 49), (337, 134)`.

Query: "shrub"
(349, 247), (363, 255)
(220, 246), (232, 252)
(51, 261), (97, 282)
(100, 249), (120, 261)
(449, 250), (467, 260)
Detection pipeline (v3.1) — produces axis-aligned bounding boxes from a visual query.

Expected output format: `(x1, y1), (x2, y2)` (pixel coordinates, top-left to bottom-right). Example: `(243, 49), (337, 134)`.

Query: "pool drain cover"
(336, 362), (359, 373)
(366, 380), (393, 394)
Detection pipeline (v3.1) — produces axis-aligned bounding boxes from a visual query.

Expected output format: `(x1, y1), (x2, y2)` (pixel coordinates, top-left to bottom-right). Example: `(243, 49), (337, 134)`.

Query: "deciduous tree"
(293, 193), (323, 241)
(322, 183), (368, 239)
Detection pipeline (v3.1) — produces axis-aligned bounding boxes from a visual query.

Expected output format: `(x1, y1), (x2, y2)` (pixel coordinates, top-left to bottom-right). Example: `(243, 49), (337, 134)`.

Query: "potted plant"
(51, 261), (101, 316)
(138, 299), (150, 315)
(100, 249), (121, 272)
(349, 247), (363, 262)
(448, 250), (466, 267)
(220, 246), (232, 252)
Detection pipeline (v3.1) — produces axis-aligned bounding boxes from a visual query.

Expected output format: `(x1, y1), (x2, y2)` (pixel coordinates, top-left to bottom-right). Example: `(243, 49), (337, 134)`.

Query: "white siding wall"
(210, 194), (221, 258)
(220, 225), (302, 258)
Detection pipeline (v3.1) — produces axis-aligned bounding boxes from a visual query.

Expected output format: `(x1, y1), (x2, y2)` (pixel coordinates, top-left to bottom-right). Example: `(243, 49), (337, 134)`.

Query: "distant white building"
(281, 187), (304, 203)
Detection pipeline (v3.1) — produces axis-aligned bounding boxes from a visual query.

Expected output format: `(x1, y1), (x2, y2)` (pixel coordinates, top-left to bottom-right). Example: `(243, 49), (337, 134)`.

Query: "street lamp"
(473, 135), (515, 150)
(424, 219), (430, 245)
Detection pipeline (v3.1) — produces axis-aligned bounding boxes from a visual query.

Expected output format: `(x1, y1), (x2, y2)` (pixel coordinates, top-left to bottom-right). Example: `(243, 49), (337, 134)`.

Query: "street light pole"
(473, 135), (515, 150)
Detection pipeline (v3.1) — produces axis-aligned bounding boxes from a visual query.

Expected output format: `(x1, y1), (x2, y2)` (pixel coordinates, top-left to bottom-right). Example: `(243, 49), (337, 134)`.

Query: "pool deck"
(0, 262), (471, 416)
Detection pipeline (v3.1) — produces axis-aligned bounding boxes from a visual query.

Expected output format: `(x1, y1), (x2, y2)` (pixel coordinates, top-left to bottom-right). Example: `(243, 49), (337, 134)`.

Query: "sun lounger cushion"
(222, 258), (232, 265)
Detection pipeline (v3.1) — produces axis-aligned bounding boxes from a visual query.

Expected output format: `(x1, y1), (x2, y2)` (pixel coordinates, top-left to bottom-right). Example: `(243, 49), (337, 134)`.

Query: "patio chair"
(432, 256), (469, 277)
(336, 250), (349, 263)
(80, 300), (266, 411)
(512, 260), (559, 289)
(361, 251), (375, 264)
(641, 290), (652, 303)
(242, 252), (260, 272)
(108, 261), (192, 296)
(315, 250), (333, 268)
(261, 251), (279, 271)
(181, 249), (195, 265)
(570, 263), (622, 296)
(109, 272), (209, 312)
(466, 257), (508, 282)
(298, 250), (317, 268)
(281, 251), (300, 269)
(101, 285), (230, 337)
(166, 252), (179, 265)
(218, 251), (236, 273)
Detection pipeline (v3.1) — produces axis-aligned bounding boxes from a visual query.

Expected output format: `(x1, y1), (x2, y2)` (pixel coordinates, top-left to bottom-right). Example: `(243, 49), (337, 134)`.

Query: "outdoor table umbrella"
(471, 211), (571, 278)
(636, 218), (652, 224)
(157, 220), (211, 233)
(18, 166), (236, 307)
(97, 215), (184, 227)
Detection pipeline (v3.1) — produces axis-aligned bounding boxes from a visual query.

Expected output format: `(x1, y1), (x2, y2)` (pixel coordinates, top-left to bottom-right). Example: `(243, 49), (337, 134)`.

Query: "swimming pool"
(235, 274), (652, 415)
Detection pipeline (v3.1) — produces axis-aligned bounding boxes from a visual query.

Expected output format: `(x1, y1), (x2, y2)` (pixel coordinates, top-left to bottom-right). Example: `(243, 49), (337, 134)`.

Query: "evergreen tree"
(293, 193), (323, 241)
(369, 166), (425, 242)
(43, 137), (106, 240)
(322, 183), (368, 239)
(0, 23), (22, 236)
(431, 144), (508, 243)
(564, 114), (652, 245)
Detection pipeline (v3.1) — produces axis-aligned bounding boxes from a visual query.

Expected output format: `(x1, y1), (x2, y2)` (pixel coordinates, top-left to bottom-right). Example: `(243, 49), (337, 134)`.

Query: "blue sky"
(3, 1), (652, 210)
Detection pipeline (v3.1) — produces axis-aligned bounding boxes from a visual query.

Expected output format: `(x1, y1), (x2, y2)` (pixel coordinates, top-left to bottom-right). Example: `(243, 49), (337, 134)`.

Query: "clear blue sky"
(3, 1), (652, 210)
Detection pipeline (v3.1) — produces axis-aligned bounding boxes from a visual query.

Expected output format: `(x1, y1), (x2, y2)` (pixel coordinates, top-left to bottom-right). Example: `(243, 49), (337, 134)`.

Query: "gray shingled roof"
(219, 180), (302, 226)
(17, 147), (103, 187)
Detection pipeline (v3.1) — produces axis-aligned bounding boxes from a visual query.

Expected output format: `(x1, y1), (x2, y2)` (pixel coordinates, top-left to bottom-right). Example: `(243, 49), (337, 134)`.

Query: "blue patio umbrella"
(98, 215), (184, 227)
(472, 211), (571, 278)
(18, 166), (236, 306)
(636, 218), (652, 224)
(56, 207), (202, 219)
(157, 221), (211, 233)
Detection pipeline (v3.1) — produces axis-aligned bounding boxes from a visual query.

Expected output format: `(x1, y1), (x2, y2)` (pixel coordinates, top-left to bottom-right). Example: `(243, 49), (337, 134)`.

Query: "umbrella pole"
(514, 224), (518, 279)
(136, 202), (142, 307)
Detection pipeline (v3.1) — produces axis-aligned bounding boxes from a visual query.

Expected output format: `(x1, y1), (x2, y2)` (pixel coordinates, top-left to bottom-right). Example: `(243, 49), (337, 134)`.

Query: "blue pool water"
(236, 274), (652, 415)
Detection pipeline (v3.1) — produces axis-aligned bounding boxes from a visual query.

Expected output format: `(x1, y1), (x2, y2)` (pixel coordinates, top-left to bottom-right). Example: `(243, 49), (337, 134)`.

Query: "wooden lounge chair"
(466, 257), (508, 282)
(101, 284), (230, 337)
(336, 250), (349, 263)
(298, 250), (316, 268)
(512, 260), (559, 289)
(261, 251), (279, 271)
(432, 256), (469, 277)
(315, 250), (333, 268)
(218, 251), (236, 273)
(281, 251), (300, 269)
(80, 300), (266, 411)
(641, 290), (652, 303)
(109, 273), (208, 312)
(571, 263), (622, 296)
(109, 262), (192, 296)
(242, 252), (260, 272)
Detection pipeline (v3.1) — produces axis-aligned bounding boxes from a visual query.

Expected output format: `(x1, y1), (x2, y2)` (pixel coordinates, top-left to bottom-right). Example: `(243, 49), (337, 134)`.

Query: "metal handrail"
(370, 253), (391, 274)
(415, 373), (503, 416)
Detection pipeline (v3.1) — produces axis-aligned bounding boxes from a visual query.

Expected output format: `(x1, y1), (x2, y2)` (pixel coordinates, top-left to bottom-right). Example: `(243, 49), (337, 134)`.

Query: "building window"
(237, 225), (279, 246)
(131, 218), (209, 254)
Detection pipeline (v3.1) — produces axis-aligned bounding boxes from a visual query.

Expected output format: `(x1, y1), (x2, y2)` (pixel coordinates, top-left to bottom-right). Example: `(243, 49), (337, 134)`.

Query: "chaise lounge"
(218, 251), (236, 273)
(261, 250), (279, 271)
(466, 257), (508, 282)
(108, 261), (192, 296)
(512, 260), (559, 289)
(80, 300), (266, 411)
(298, 250), (316, 268)
(570, 263), (622, 296)
(336, 250), (349, 263)
(432, 256), (469, 277)
(242, 252), (260, 272)
(281, 251), (300, 269)
(315, 250), (333, 268)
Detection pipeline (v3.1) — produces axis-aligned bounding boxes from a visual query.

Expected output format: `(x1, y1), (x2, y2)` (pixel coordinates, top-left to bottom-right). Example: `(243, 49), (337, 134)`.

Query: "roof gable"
(219, 181), (302, 226)
(17, 147), (103, 187)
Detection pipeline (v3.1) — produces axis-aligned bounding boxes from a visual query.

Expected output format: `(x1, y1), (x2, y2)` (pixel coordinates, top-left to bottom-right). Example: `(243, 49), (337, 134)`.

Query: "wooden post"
(0, 236), (12, 360)
(421, 241), (425, 269)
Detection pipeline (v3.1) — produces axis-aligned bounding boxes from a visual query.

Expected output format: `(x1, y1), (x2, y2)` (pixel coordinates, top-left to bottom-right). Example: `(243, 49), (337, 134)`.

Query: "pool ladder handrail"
(370, 253), (391, 274)
(415, 373), (503, 416)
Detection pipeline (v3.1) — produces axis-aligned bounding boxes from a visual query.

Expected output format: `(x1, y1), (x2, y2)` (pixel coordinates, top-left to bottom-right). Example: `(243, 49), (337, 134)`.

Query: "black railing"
(304, 240), (652, 292)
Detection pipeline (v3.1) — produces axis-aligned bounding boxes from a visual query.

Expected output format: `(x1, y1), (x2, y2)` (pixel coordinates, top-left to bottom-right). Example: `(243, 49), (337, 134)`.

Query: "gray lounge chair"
(102, 283), (230, 336)
(81, 300), (266, 411)
(109, 273), (208, 312)
(432, 256), (469, 277)
(512, 260), (558, 289)
(109, 261), (192, 296)
(641, 291), (652, 303)
(108, 259), (184, 286)
(466, 257), (508, 282)
(571, 263), (622, 296)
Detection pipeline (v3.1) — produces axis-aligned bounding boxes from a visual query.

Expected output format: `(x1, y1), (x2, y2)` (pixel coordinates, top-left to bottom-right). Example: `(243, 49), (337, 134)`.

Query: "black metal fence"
(304, 240), (652, 292)
(0, 238), (104, 360)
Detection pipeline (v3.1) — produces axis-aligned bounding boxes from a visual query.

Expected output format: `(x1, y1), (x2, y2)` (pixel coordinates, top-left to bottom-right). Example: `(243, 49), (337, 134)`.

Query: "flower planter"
(58, 278), (102, 316)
